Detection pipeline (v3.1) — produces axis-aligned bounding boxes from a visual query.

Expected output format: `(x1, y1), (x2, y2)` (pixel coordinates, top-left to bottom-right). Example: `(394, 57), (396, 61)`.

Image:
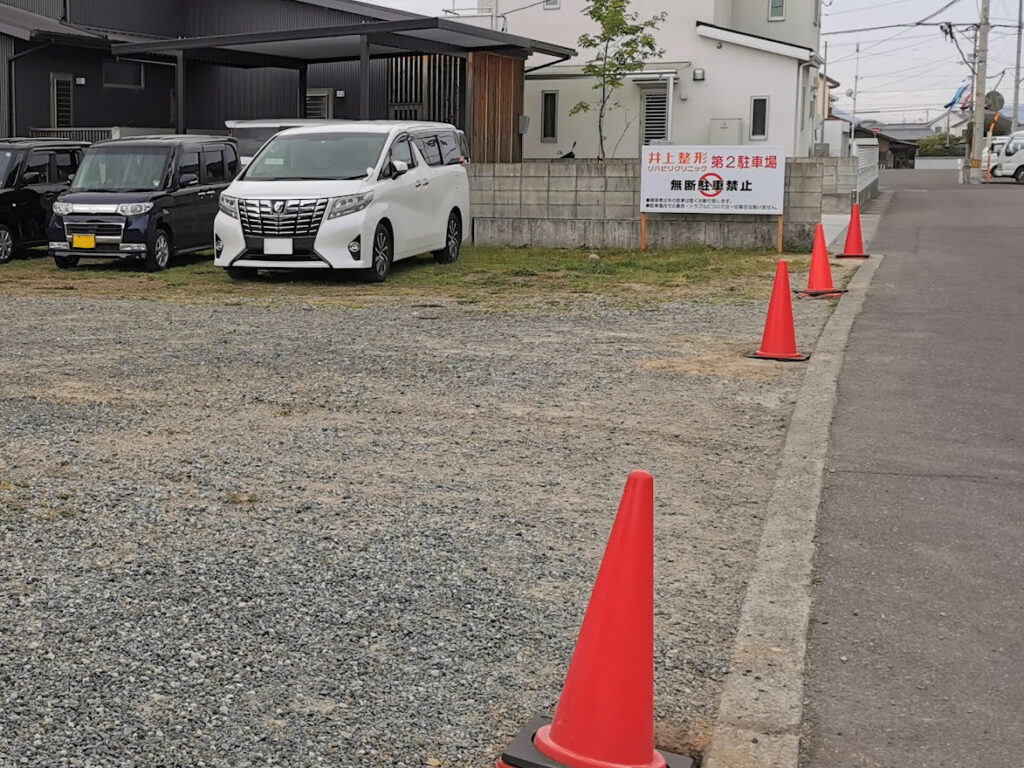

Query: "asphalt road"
(803, 170), (1024, 767)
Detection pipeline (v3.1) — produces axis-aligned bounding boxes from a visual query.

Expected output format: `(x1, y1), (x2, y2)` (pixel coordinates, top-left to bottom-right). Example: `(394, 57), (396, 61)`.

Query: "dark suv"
(0, 139), (89, 264)
(48, 135), (239, 272)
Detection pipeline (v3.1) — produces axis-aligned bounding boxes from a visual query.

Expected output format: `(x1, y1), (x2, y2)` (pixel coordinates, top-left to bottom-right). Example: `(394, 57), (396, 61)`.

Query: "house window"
(49, 73), (73, 128)
(750, 96), (769, 139)
(103, 59), (144, 89)
(769, 0), (785, 20)
(642, 90), (668, 144)
(541, 91), (557, 142)
(305, 89), (334, 119)
(544, 0), (560, 8)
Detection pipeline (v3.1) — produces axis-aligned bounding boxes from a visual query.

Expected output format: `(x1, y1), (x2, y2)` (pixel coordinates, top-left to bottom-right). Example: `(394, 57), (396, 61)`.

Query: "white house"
(466, 0), (824, 159)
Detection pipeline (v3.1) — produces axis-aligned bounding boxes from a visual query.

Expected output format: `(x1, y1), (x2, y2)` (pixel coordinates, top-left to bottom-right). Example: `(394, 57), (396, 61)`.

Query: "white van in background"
(214, 122), (471, 282)
(992, 131), (1024, 181)
(225, 120), (344, 166)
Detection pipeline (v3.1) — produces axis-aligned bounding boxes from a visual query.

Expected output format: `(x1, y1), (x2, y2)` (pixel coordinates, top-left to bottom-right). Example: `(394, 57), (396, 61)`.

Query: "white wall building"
(463, 0), (824, 159)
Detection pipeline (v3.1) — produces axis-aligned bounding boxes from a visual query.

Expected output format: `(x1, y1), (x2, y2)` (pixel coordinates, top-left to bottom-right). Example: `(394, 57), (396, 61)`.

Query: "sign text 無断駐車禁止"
(640, 145), (786, 215)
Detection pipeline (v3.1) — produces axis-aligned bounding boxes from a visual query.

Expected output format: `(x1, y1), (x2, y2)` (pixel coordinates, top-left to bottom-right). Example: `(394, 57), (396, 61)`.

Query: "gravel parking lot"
(0, 289), (833, 767)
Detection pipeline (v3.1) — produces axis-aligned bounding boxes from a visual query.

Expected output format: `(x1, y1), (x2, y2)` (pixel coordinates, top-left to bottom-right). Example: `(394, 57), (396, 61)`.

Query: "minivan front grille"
(238, 198), (330, 238)
(65, 222), (125, 238)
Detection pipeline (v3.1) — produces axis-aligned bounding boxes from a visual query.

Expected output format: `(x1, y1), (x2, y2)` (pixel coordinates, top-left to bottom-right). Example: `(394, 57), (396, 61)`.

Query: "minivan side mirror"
(21, 171), (41, 185)
(179, 173), (200, 187)
(391, 160), (409, 178)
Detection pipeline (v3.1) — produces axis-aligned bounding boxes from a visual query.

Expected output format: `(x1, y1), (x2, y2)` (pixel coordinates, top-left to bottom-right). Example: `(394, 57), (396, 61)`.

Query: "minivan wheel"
(145, 229), (172, 272)
(54, 253), (80, 269)
(366, 223), (393, 283)
(1015, 167), (1024, 184)
(0, 225), (14, 264)
(227, 266), (258, 281)
(433, 211), (462, 265)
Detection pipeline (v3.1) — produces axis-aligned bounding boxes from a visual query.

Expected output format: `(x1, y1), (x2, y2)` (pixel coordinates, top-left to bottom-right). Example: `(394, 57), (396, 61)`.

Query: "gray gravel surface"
(0, 293), (832, 767)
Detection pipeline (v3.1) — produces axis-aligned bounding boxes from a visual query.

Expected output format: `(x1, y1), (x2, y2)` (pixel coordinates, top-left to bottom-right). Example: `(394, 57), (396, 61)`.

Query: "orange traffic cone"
(837, 203), (870, 258)
(796, 224), (846, 299)
(497, 472), (693, 768)
(748, 261), (809, 362)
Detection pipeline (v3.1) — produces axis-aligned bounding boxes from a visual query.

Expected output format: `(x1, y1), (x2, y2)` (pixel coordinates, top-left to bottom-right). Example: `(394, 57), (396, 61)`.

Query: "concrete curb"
(702, 253), (886, 768)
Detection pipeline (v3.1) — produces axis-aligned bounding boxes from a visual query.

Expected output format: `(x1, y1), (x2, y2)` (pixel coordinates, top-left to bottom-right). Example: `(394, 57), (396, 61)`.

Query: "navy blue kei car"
(48, 135), (239, 272)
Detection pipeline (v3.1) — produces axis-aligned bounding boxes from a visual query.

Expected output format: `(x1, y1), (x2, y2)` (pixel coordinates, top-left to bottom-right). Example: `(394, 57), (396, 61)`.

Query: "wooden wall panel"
(469, 53), (524, 163)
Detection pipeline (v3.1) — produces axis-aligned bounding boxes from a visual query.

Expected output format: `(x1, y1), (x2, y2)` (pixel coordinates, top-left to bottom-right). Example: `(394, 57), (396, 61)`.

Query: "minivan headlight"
(219, 194), (239, 219)
(52, 201), (73, 216)
(117, 202), (154, 216)
(327, 191), (374, 220)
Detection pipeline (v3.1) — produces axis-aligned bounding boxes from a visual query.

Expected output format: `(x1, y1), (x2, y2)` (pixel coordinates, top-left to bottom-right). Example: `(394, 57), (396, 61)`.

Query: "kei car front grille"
(65, 221), (124, 238)
(238, 198), (330, 238)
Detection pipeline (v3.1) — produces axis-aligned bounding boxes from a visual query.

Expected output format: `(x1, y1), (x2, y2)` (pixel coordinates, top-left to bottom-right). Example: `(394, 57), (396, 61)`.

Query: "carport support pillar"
(298, 64), (308, 118)
(175, 50), (186, 134)
(359, 34), (370, 120)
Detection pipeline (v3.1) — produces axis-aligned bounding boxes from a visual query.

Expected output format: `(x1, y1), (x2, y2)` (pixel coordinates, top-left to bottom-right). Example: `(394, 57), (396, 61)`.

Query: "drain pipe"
(794, 58), (818, 155)
(8, 44), (50, 137)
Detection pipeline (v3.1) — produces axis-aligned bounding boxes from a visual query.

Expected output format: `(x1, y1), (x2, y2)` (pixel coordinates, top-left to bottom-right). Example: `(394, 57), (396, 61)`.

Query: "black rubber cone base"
(836, 253), (870, 259)
(500, 715), (695, 768)
(795, 288), (848, 298)
(746, 351), (811, 362)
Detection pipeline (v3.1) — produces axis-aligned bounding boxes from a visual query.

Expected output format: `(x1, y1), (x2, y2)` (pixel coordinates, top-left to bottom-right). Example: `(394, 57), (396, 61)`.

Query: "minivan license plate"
(264, 238), (293, 255)
(72, 234), (96, 249)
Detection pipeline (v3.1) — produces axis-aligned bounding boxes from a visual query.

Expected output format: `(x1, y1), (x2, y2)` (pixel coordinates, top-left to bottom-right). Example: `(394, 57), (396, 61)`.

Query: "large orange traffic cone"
(796, 224), (846, 299)
(748, 261), (809, 362)
(497, 472), (693, 768)
(837, 203), (870, 258)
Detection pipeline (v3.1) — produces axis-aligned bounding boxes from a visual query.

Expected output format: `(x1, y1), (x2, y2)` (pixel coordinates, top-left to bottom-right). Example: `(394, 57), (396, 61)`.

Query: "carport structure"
(111, 18), (574, 163)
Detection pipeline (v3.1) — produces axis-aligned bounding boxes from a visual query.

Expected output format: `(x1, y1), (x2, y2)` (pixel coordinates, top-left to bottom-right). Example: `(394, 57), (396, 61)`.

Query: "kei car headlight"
(327, 191), (374, 220)
(219, 194), (239, 219)
(52, 201), (73, 216)
(116, 202), (154, 216)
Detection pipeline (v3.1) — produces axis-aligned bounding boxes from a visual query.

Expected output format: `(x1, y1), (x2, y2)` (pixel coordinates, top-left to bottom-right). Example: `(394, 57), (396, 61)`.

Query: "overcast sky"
(377, 0), (1019, 124)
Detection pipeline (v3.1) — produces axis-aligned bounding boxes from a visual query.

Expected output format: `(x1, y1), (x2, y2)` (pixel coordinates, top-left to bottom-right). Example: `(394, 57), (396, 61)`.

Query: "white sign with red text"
(640, 145), (786, 215)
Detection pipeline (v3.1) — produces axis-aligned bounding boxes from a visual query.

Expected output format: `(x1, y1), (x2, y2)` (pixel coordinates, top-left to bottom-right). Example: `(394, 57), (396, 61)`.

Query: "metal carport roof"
(110, 17), (575, 132)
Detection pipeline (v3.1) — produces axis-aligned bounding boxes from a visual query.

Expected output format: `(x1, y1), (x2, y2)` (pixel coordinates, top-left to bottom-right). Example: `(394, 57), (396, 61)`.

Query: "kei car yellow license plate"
(72, 234), (96, 249)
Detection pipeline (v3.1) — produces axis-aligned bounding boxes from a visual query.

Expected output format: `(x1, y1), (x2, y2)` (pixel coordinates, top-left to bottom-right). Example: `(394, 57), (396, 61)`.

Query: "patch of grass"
(0, 244), (810, 309)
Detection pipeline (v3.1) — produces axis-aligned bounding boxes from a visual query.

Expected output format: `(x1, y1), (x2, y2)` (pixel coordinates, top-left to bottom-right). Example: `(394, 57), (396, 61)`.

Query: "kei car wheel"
(145, 229), (172, 272)
(433, 211), (462, 265)
(0, 225), (14, 264)
(54, 253), (80, 269)
(366, 223), (393, 283)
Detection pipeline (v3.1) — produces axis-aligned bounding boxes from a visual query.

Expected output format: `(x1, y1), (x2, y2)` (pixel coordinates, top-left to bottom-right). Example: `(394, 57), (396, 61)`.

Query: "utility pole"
(852, 42), (860, 124)
(970, 0), (991, 184)
(820, 40), (829, 146)
(1013, 0), (1022, 132)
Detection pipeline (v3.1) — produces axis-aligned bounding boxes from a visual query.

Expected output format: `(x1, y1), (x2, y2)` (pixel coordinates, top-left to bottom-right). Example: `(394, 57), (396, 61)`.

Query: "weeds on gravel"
(0, 245), (815, 308)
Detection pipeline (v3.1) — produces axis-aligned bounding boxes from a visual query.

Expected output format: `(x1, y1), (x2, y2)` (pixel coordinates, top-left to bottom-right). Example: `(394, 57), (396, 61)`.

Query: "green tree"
(570, 0), (666, 160)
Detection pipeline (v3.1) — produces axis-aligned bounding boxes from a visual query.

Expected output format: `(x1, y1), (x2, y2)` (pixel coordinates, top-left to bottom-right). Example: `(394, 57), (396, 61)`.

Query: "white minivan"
(214, 122), (471, 282)
(993, 131), (1024, 182)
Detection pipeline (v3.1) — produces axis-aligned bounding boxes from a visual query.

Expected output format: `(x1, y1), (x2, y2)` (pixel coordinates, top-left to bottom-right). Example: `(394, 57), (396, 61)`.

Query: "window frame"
(750, 96), (770, 140)
(411, 133), (444, 167)
(541, 90), (558, 143)
(201, 145), (227, 185)
(768, 0), (785, 21)
(102, 59), (145, 90)
(25, 150), (52, 185)
(381, 133), (417, 180)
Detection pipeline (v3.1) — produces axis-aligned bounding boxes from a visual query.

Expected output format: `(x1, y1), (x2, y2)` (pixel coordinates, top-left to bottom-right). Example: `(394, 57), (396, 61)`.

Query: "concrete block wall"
(820, 157), (862, 214)
(469, 158), (833, 252)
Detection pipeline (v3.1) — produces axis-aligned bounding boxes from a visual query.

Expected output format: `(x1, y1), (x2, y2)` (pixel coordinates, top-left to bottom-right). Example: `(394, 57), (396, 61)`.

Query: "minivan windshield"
(244, 133), (387, 181)
(71, 147), (171, 192)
